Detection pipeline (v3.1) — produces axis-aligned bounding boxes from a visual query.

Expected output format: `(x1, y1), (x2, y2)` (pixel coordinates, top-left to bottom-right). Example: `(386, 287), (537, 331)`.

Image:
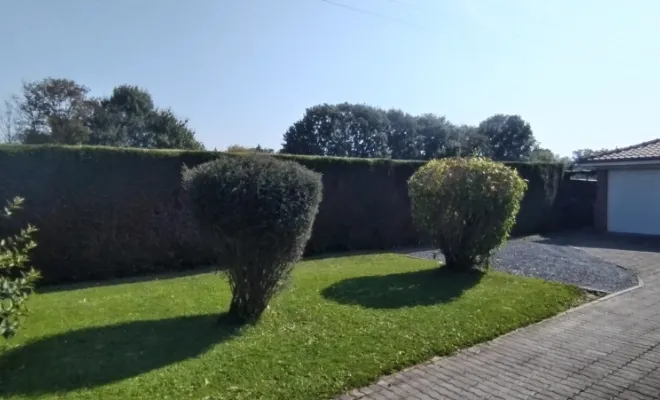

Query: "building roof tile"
(581, 139), (660, 163)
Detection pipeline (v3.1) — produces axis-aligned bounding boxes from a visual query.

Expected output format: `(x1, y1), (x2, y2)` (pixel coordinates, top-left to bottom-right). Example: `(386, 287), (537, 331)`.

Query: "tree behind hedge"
(477, 114), (535, 161)
(408, 158), (526, 270)
(89, 85), (204, 150)
(5, 78), (203, 150)
(182, 155), (322, 323)
(282, 104), (543, 161)
(281, 103), (390, 158)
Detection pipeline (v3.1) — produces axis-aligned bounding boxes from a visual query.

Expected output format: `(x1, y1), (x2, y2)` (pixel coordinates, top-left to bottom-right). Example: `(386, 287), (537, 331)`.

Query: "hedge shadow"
(0, 313), (243, 396)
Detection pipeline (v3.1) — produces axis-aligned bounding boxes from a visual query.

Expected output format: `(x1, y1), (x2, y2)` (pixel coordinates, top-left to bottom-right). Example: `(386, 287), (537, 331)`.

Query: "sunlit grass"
(0, 254), (583, 399)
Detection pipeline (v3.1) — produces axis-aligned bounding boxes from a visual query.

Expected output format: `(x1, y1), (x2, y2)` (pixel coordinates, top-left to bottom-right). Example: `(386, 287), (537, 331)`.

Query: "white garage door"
(608, 169), (660, 235)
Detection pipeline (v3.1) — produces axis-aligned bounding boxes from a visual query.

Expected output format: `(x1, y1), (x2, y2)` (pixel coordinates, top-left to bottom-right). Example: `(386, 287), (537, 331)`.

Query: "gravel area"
(408, 236), (638, 293)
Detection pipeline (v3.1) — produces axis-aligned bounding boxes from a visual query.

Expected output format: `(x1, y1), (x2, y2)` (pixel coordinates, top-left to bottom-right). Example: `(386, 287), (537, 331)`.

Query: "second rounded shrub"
(183, 155), (323, 323)
(408, 158), (526, 270)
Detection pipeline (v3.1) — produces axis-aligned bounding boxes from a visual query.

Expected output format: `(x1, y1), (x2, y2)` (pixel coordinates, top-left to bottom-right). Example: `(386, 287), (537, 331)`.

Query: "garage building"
(578, 139), (660, 235)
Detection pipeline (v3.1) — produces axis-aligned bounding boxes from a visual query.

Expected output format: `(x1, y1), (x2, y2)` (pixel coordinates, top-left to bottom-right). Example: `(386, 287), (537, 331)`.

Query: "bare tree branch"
(0, 96), (20, 143)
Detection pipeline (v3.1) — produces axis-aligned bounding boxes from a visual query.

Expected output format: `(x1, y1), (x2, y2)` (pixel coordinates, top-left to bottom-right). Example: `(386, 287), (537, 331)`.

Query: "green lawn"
(0, 254), (583, 400)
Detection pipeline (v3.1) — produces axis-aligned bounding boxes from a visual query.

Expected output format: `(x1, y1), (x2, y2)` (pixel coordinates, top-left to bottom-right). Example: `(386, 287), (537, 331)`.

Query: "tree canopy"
(2, 82), (575, 160)
(282, 103), (390, 158)
(572, 148), (611, 162)
(282, 104), (551, 161)
(3, 78), (203, 150)
(15, 78), (94, 145)
(477, 114), (536, 161)
(226, 144), (274, 153)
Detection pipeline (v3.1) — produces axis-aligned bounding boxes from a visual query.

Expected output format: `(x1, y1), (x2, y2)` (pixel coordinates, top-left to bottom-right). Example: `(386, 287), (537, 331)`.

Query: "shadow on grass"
(37, 266), (217, 294)
(0, 313), (244, 396)
(322, 267), (484, 309)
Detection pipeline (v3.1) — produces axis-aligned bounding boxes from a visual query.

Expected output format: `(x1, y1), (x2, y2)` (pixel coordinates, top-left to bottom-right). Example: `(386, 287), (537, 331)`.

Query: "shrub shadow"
(322, 267), (484, 309)
(0, 313), (244, 396)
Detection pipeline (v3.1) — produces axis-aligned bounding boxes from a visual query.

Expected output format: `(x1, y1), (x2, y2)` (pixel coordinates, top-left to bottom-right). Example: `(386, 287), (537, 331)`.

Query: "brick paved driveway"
(336, 233), (660, 400)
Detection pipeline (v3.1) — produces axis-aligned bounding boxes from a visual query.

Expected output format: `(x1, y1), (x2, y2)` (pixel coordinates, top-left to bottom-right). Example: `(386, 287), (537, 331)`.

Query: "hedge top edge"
(0, 144), (567, 167)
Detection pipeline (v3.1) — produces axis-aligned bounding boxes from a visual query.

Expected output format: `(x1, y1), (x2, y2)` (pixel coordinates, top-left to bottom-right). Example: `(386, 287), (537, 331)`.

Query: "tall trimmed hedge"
(509, 162), (565, 235)
(0, 145), (564, 284)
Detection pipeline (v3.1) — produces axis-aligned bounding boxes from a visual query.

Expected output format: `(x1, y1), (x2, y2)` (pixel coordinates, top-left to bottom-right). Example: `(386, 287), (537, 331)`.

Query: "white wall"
(608, 169), (660, 235)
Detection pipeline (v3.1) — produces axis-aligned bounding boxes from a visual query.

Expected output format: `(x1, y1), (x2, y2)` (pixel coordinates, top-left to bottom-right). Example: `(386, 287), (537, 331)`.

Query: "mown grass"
(0, 254), (583, 400)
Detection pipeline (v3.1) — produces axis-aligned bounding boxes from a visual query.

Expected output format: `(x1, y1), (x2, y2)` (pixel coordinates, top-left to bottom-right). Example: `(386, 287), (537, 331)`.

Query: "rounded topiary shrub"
(408, 158), (526, 270)
(182, 155), (322, 323)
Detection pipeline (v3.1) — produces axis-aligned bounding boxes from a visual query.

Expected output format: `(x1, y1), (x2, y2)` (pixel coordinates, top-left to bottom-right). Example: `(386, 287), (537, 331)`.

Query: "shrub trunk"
(228, 292), (267, 323)
(443, 253), (474, 271)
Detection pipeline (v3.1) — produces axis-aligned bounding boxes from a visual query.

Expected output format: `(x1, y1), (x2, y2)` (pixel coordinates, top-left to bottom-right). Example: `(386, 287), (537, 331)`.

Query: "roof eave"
(577, 157), (660, 169)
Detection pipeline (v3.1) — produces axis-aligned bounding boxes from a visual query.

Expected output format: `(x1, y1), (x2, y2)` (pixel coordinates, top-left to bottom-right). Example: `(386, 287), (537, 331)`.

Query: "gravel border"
(407, 236), (638, 293)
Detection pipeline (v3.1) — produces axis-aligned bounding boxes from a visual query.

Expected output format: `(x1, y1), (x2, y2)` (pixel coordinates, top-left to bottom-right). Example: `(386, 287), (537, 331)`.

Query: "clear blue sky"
(1, 0), (659, 156)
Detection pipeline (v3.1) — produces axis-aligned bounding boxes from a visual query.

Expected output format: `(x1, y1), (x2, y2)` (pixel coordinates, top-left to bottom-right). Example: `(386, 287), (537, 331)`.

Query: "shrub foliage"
(408, 158), (526, 270)
(182, 155), (323, 322)
(1, 197), (40, 339)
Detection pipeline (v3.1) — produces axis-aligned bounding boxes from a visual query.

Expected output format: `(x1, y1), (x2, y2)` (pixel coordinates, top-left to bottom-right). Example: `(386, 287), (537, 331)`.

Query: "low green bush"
(408, 158), (526, 270)
(182, 155), (323, 322)
(1, 197), (40, 339)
